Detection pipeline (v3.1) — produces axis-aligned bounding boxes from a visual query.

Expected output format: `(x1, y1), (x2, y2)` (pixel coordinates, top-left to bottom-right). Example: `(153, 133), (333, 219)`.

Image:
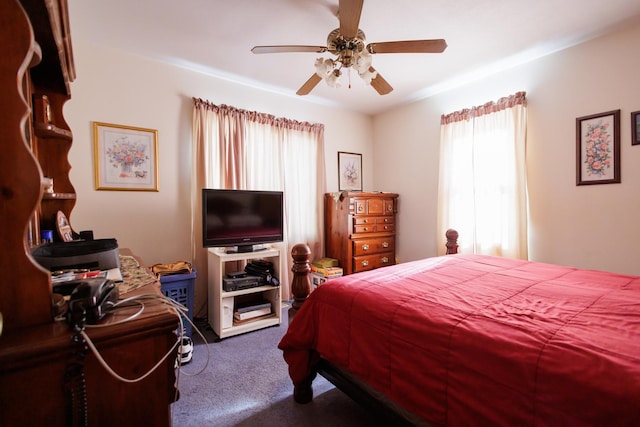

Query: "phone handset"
(67, 278), (119, 328)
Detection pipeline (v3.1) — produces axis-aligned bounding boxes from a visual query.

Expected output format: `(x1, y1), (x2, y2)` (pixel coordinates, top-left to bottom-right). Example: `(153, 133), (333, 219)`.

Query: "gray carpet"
(170, 309), (381, 426)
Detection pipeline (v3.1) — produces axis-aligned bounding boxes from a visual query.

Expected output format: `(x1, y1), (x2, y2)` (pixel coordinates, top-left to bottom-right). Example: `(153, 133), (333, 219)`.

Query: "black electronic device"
(244, 259), (279, 286)
(31, 238), (120, 271)
(67, 278), (119, 327)
(222, 275), (262, 292)
(227, 271), (247, 279)
(201, 189), (284, 252)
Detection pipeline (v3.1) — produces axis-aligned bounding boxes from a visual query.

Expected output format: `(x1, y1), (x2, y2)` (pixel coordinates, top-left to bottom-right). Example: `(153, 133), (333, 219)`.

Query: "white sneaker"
(177, 336), (193, 365)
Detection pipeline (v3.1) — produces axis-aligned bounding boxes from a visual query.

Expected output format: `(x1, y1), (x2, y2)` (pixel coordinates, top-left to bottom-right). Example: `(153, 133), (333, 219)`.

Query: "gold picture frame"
(93, 122), (159, 191)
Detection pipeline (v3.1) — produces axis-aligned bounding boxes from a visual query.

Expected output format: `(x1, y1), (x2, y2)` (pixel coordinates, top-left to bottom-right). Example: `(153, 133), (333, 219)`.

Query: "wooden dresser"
(324, 192), (399, 275)
(0, 1), (178, 425)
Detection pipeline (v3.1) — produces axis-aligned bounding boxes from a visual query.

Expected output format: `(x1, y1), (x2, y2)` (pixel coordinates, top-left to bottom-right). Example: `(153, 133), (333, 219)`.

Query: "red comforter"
(279, 254), (640, 426)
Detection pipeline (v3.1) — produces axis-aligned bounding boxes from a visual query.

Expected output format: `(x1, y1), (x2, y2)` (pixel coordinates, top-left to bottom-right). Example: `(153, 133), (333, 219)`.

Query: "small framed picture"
(338, 151), (362, 191)
(632, 110), (640, 146)
(93, 122), (159, 191)
(576, 110), (620, 186)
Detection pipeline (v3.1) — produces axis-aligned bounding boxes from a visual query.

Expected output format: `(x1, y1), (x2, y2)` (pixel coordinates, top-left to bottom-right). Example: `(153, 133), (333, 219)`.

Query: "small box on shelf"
(312, 257), (339, 268)
(310, 272), (342, 292)
(311, 264), (343, 277)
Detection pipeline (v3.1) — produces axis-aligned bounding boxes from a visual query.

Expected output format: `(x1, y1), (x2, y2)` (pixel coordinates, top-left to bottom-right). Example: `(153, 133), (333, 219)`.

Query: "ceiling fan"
(251, 0), (447, 96)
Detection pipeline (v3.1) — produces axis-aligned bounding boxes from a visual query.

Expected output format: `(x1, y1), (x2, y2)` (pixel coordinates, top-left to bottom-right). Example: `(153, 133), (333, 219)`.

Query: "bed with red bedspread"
(279, 254), (640, 426)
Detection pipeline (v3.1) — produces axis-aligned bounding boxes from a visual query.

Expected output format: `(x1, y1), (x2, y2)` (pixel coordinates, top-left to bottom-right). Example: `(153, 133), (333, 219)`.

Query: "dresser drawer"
(352, 251), (395, 273)
(352, 217), (395, 234)
(353, 237), (395, 256)
(353, 216), (376, 233)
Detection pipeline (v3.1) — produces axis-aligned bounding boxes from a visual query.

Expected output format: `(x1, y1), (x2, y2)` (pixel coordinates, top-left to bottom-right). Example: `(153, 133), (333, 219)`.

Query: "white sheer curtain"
(191, 99), (325, 317)
(437, 92), (528, 259)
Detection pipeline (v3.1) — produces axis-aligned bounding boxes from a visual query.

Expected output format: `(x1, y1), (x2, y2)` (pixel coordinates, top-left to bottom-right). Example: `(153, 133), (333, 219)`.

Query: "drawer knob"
(363, 227), (368, 231)
(363, 219), (369, 223)
(381, 257), (389, 263)
(361, 260), (369, 267)
(362, 244), (369, 251)
(382, 241), (389, 248)
(358, 205), (364, 212)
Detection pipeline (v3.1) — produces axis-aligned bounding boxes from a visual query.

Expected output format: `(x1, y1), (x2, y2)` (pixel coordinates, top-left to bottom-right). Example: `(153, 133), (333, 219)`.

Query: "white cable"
(176, 313), (211, 377)
(80, 292), (211, 383)
(85, 300), (145, 328)
(80, 304), (182, 383)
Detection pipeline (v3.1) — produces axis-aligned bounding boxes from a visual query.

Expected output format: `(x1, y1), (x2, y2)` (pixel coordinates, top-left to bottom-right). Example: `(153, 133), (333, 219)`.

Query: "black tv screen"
(202, 189), (284, 252)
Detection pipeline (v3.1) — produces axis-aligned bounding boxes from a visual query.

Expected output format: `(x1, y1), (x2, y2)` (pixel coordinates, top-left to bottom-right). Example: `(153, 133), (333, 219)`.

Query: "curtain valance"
(440, 91), (526, 125)
(192, 98), (324, 133)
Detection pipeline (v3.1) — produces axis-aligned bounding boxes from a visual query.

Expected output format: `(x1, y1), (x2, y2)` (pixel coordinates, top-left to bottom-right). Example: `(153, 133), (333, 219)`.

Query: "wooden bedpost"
(289, 243), (312, 323)
(446, 229), (459, 254)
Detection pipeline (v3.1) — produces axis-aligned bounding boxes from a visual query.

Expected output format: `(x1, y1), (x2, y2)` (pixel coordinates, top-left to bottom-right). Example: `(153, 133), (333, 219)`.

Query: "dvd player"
(223, 275), (262, 292)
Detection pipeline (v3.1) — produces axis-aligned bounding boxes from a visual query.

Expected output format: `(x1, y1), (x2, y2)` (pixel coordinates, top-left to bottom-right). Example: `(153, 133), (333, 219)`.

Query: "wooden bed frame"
(285, 230), (460, 425)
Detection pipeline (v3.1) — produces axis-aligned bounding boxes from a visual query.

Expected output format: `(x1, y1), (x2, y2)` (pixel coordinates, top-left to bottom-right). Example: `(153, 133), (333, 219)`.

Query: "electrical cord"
(65, 322), (89, 427)
(84, 299), (145, 328)
(80, 293), (211, 384)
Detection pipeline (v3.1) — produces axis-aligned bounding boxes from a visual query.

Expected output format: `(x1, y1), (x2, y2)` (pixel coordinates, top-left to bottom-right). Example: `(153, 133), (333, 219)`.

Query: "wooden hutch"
(0, 1), (178, 425)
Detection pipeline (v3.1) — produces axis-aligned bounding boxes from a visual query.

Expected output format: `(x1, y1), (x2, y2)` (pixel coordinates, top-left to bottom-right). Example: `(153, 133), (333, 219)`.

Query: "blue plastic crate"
(160, 268), (196, 337)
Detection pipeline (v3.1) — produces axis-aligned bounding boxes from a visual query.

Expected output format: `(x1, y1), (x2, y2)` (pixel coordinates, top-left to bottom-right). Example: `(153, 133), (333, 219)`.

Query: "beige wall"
(374, 18), (640, 275)
(65, 42), (373, 268)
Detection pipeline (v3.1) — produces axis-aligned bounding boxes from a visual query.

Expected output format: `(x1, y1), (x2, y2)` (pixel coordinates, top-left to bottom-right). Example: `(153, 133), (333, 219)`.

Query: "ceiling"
(68, 0), (640, 115)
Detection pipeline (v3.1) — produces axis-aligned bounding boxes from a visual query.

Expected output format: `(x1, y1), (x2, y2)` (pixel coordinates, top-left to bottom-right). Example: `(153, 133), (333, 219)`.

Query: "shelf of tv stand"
(221, 284), (280, 298)
(207, 247), (282, 339)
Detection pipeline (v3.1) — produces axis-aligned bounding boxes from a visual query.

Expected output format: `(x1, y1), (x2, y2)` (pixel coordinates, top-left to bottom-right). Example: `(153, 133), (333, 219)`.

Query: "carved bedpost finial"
(446, 229), (459, 255)
(289, 243), (311, 323)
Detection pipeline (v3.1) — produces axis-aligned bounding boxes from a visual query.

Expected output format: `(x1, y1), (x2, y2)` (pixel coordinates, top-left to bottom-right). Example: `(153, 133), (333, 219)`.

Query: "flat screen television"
(202, 189), (284, 252)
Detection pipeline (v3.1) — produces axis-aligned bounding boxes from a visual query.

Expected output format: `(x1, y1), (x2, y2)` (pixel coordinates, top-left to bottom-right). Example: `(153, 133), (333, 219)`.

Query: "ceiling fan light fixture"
(359, 67), (377, 85)
(354, 49), (372, 74)
(314, 57), (345, 88)
(314, 57), (335, 77)
(326, 69), (342, 88)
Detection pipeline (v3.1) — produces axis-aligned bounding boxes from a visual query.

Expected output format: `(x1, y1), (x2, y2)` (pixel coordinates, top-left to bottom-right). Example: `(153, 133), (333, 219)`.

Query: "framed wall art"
(632, 110), (640, 146)
(93, 122), (159, 191)
(575, 110), (620, 186)
(338, 151), (362, 191)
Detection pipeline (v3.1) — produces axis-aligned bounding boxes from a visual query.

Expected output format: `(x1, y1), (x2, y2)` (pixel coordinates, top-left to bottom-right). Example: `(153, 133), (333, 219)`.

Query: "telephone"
(67, 278), (119, 327)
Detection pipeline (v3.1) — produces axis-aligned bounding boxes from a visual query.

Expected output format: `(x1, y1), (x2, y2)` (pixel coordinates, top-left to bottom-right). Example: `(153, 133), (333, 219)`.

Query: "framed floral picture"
(576, 110), (620, 186)
(632, 110), (640, 146)
(93, 122), (159, 191)
(338, 151), (362, 191)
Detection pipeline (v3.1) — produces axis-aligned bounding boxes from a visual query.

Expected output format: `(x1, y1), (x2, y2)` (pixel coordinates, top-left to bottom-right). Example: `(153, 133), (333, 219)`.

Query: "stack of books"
(310, 257), (343, 291)
(233, 300), (273, 323)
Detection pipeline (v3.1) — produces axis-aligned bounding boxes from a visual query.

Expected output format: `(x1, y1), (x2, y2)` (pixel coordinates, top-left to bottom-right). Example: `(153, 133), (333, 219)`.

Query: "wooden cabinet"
(325, 192), (399, 275)
(0, 1), (178, 425)
(208, 248), (282, 339)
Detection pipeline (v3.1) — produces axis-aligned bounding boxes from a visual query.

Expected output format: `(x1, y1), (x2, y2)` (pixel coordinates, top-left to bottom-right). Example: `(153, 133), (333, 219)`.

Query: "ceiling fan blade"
(369, 67), (393, 95)
(296, 74), (323, 96)
(251, 45), (327, 54)
(367, 39), (448, 54)
(339, 0), (364, 39)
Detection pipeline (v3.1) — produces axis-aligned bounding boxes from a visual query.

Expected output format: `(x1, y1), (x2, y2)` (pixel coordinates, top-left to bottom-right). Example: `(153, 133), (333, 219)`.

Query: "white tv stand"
(207, 247), (282, 339)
